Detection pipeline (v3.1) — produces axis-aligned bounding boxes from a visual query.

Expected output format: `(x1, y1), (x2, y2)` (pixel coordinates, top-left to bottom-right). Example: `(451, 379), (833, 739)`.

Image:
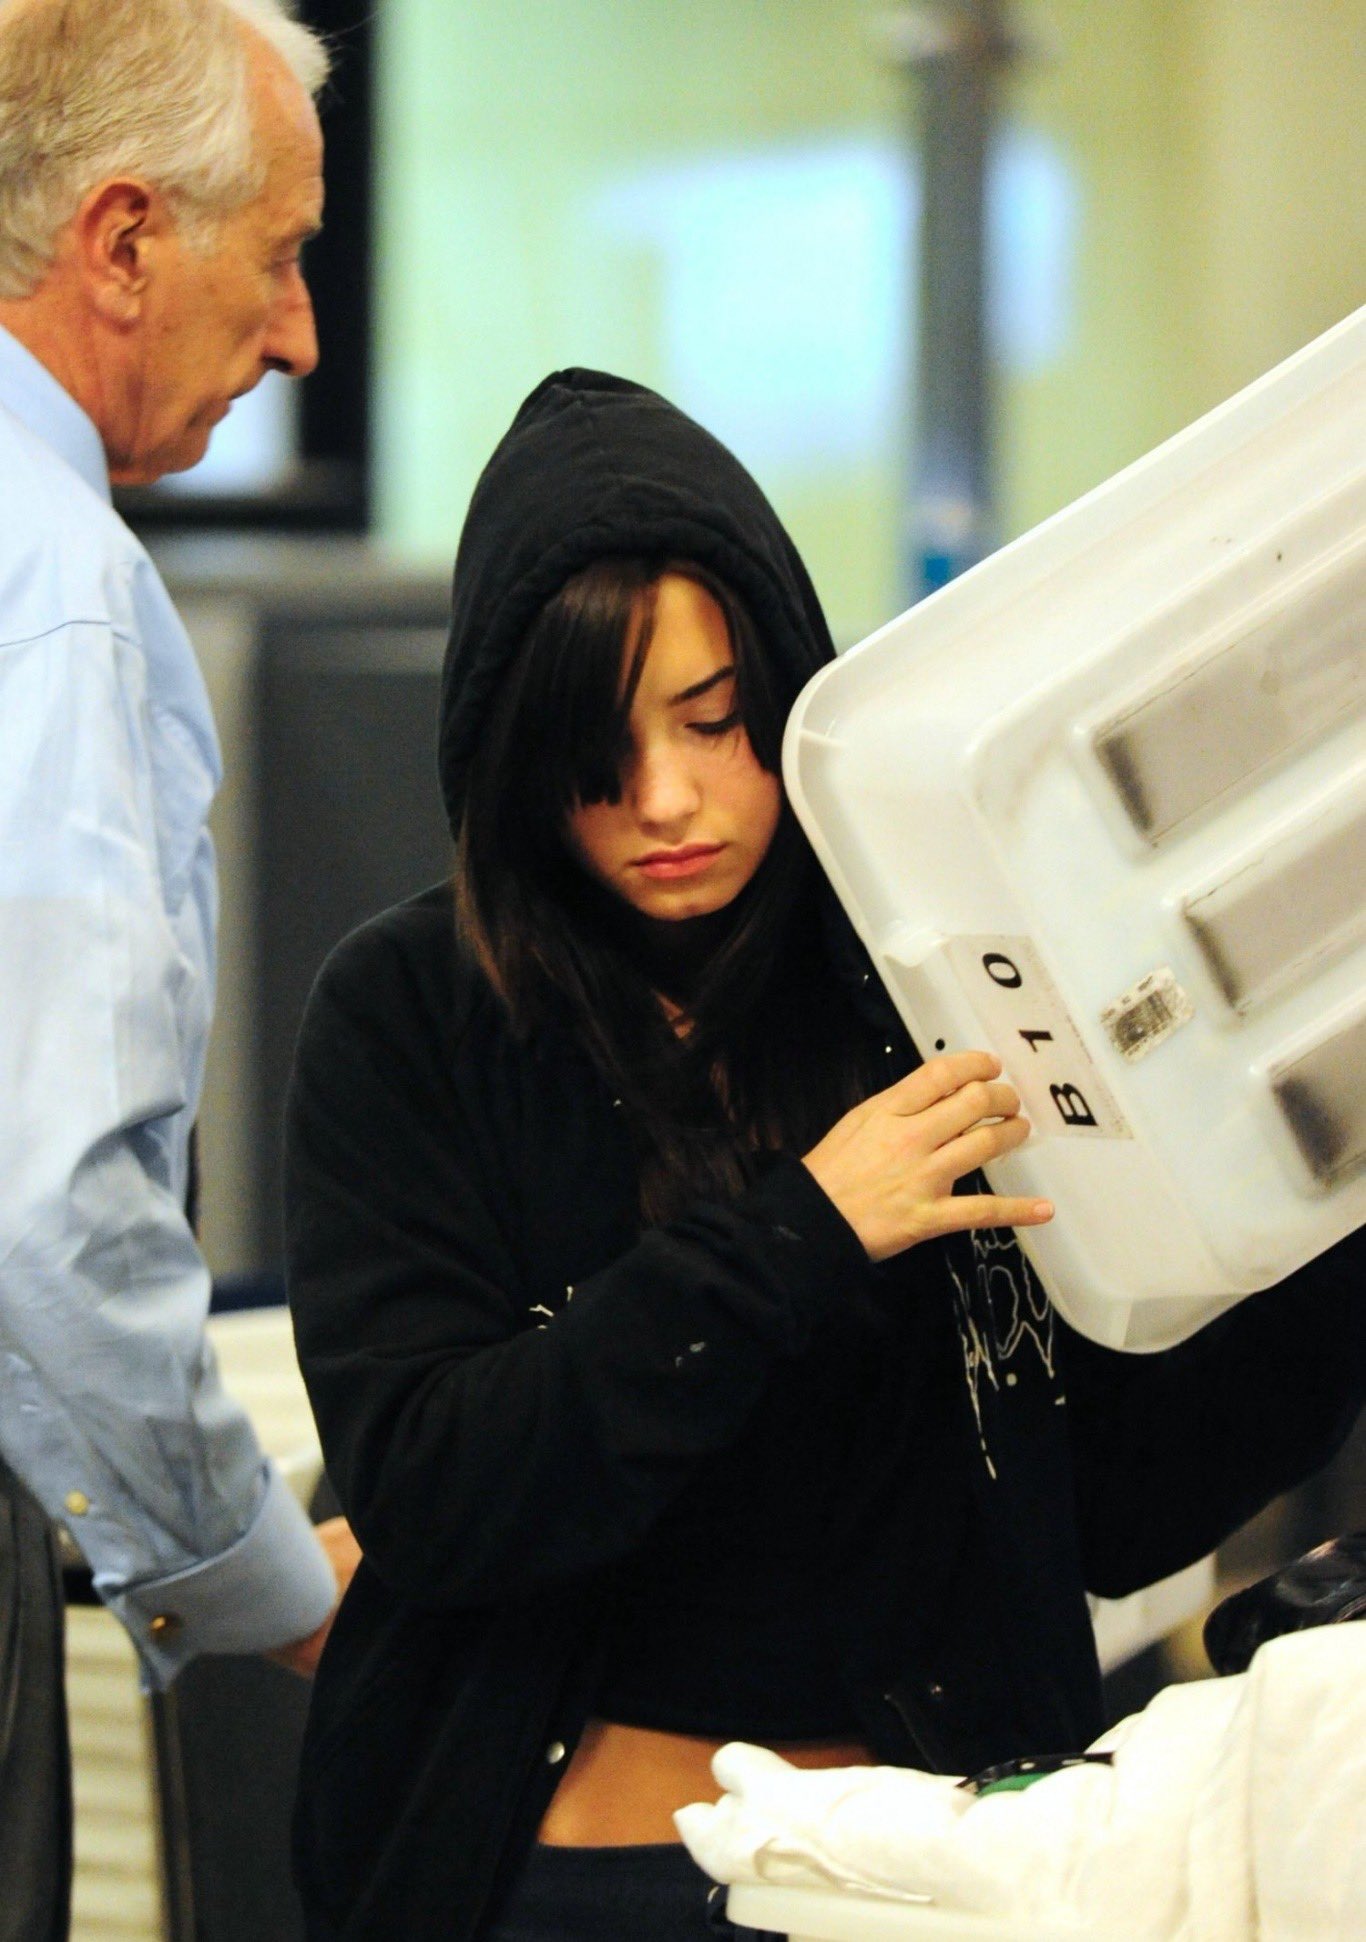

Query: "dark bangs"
(459, 556), (790, 932)
(513, 554), (788, 815)
(523, 556), (657, 817)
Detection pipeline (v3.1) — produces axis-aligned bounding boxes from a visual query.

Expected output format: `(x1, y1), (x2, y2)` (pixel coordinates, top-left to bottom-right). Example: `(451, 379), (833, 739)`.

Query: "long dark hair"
(455, 557), (880, 1221)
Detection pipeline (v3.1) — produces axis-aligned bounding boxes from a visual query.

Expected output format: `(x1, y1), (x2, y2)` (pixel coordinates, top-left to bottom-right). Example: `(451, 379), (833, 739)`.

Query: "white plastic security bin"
(726, 1884), (1104, 1940)
(785, 304), (1366, 1350)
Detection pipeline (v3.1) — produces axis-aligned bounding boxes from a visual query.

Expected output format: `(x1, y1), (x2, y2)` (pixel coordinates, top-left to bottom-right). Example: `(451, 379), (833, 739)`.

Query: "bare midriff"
(536, 1718), (876, 1846)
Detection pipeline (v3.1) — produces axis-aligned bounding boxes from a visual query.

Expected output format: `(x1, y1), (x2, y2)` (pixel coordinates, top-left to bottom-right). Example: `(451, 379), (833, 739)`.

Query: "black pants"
(482, 1843), (779, 1942)
(0, 1454), (71, 1942)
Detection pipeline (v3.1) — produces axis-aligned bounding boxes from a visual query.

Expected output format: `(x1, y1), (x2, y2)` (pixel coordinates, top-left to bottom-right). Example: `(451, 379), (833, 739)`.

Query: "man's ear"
(73, 179), (162, 326)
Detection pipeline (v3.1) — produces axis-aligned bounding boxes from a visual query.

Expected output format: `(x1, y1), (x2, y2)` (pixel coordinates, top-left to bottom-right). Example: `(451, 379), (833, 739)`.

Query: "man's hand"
(267, 1514), (362, 1678)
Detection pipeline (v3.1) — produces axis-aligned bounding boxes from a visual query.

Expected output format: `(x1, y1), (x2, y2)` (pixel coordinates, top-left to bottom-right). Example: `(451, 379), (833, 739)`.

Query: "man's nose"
(266, 272), (320, 380)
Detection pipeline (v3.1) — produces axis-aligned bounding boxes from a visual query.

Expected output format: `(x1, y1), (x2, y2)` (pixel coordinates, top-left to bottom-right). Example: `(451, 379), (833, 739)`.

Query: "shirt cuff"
(104, 1460), (336, 1688)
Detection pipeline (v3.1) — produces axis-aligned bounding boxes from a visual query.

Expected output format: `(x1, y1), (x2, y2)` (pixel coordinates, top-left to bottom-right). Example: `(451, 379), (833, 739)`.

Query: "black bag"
(1204, 1531), (1366, 1675)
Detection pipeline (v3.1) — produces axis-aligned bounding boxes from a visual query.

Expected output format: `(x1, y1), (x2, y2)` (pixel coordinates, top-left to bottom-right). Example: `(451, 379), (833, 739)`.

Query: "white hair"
(0, 0), (330, 298)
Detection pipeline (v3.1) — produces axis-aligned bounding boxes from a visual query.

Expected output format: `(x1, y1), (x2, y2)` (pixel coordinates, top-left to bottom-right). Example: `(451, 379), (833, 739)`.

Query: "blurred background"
(69, 4), (1365, 1933)
(138, 0), (1366, 625)
(369, 0), (1365, 633)
(129, 0), (1366, 1284)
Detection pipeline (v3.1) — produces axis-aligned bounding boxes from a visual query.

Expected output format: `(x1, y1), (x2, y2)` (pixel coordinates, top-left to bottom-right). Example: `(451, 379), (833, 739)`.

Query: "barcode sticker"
(1101, 967), (1195, 1064)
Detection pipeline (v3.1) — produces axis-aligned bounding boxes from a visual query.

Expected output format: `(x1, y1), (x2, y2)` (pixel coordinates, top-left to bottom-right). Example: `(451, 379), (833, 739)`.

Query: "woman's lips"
(635, 844), (724, 880)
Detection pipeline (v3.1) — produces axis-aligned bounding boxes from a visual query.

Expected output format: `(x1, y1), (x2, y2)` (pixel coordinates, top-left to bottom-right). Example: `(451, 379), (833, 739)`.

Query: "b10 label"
(943, 936), (1130, 1142)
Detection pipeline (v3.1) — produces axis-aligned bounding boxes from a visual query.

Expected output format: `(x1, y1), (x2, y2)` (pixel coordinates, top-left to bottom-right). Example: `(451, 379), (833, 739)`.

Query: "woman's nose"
(631, 743), (701, 830)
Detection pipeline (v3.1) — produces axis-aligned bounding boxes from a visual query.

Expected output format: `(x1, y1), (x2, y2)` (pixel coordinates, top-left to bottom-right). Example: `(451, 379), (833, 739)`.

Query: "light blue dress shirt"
(0, 325), (334, 1686)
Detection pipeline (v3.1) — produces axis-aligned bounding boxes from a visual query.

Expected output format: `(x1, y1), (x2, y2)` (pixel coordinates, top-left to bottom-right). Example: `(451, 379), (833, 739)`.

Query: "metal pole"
(882, 3), (1017, 597)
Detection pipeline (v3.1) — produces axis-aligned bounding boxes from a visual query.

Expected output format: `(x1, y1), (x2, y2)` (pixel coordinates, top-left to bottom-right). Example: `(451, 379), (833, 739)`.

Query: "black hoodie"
(437, 369), (836, 829)
(286, 372), (1366, 1942)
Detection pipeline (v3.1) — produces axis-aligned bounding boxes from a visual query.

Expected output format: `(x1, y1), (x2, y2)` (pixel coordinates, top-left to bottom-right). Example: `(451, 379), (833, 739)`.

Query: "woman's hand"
(801, 1051), (1053, 1262)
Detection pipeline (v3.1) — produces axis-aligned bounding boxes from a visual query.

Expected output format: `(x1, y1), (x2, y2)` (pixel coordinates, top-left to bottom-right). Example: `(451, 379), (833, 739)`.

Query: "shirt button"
(545, 1741), (567, 1765)
(149, 1613), (183, 1643)
(64, 1490), (90, 1517)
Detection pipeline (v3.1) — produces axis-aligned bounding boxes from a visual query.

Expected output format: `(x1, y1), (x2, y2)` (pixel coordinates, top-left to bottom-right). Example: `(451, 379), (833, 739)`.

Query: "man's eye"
(690, 709), (743, 738)
(275, 238), (314, 273)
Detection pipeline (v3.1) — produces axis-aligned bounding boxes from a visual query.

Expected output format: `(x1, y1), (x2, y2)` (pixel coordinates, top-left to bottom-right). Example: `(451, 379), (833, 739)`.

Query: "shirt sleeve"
(0, 617), (334, 1686)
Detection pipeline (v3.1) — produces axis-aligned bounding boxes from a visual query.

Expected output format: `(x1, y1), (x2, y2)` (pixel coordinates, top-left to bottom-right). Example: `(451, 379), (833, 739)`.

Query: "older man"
(0, 2), (358, 1933)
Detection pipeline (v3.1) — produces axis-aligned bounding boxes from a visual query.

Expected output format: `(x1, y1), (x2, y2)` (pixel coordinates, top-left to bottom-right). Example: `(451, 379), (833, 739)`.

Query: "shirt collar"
(0, 322), (112, 504)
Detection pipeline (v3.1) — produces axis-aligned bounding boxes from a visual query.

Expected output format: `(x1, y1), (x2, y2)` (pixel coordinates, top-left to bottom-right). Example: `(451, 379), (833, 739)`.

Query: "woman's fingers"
(932, 1191), (1054, 1235)
(915, 1077), (1022, 1151)
(884, 1051), (1002, 1117)
(934, 1105), (1034, 1184)
(801, 1048), (1053, 1262)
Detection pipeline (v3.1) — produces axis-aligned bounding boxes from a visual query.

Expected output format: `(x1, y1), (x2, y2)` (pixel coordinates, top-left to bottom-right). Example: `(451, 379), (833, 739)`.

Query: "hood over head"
(437, 369), (836, 836)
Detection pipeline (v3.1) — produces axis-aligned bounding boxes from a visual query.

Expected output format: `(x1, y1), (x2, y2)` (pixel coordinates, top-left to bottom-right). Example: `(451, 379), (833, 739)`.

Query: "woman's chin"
(628, 883), (735, 923)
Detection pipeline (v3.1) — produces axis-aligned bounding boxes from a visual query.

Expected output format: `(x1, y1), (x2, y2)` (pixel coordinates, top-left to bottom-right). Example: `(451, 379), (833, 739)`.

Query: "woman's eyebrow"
(669, 666), (736, 706)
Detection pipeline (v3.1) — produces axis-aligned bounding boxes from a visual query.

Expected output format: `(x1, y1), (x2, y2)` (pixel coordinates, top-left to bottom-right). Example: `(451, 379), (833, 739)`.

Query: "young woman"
(285, 370), (1366, 1941)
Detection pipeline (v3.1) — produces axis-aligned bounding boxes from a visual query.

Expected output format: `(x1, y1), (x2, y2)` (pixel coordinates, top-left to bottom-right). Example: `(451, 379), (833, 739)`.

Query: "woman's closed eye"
(688, 707), (743, 738)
